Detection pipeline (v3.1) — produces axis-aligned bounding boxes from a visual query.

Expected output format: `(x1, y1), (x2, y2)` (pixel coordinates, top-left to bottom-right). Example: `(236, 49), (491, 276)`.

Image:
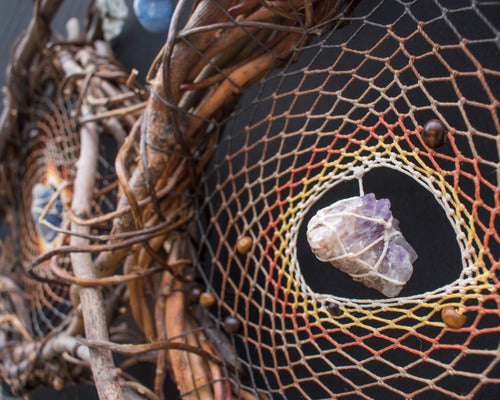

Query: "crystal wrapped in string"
(306, 193), (417, 297)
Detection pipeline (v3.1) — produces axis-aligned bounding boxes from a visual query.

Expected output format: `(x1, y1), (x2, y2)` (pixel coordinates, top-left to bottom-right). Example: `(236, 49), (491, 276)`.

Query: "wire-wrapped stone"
(306, 193), (417, 297)
(31, 183), (63, 243)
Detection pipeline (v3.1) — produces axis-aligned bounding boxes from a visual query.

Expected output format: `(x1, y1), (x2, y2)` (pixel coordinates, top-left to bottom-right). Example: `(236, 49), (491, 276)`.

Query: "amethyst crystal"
(306, 193), (417, 297)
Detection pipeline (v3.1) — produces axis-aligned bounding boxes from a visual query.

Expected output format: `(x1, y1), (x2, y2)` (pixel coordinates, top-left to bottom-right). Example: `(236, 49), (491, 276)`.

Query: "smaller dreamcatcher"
(307, 192), (417, 297)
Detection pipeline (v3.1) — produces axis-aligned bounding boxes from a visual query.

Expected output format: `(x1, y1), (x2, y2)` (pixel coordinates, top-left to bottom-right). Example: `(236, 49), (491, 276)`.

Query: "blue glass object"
(31, 183), (63, 243)
(133, 0), (173, 34)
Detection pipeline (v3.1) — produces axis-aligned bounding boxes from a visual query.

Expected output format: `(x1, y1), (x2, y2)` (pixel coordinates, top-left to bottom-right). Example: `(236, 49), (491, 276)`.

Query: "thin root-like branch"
(81, 338), (228, 369)
(50, 263), (167, 287)
(0, 315), (33, 342)
(30, 214), (192, 267)
(78, 101), (147, 124)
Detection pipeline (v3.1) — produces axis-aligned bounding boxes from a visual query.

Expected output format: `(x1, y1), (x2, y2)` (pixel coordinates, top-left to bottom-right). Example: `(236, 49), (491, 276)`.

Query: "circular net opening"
(298, 166), (463, 299)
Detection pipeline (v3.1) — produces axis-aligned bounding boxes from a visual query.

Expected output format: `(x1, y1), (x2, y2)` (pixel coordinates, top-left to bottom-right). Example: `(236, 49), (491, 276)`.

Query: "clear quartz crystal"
(306, 193), (417, 297)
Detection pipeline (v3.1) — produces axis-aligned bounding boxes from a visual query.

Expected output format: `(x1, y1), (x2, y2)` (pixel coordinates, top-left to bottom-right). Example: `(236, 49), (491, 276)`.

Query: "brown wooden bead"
(236, 236), (253, 255)
(223, 316), (242, 334)
(199, 291), (217, 307)
(422, 119), (447, 148)
(441, 306), (466, 329)
(52, 376), (65, 391)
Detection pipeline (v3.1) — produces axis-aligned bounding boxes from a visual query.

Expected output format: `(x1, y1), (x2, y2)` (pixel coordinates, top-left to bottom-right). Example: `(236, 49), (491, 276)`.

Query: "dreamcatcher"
(0, 0), (498, 399)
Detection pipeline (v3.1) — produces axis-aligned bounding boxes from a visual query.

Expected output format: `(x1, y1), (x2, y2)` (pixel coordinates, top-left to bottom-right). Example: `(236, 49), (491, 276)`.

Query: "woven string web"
(18, 95), (121, 337)
(191, 1), (499, 398)
(19, 95), (79, 336)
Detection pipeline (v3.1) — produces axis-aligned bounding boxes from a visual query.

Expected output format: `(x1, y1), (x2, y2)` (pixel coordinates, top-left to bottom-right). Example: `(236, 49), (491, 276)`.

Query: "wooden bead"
(236, 236), (253, 255)
(422, 119), (447, 148)
(52, 376), (65, 391)
(441, 306), (466, 329)
(199, 291), (217, 307)
(326, 303), (342, 317)
(223, 316), (242, 334)
(187, 285), (202, 305)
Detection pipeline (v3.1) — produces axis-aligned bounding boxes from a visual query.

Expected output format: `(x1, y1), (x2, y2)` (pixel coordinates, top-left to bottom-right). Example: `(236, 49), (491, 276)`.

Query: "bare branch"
(70, 103), (124, 400)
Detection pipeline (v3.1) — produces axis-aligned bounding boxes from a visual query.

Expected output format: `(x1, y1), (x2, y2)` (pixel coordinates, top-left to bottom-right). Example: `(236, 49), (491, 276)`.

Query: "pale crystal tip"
(306, 193), (417, 297)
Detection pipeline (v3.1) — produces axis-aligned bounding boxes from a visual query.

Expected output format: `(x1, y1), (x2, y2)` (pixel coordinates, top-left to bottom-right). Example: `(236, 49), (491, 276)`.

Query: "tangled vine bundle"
(0, 0), (498, 399)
